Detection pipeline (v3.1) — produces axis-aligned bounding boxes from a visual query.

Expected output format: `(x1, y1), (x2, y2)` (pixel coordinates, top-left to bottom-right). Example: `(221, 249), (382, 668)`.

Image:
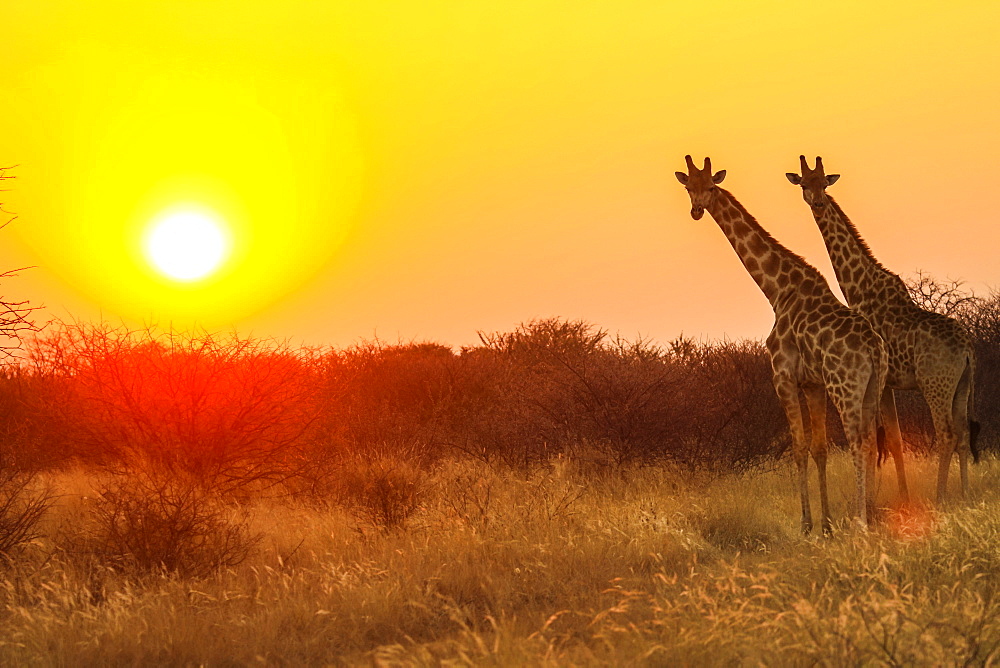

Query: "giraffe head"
(675, 155), (726, 220)
(786, 155), (840, 212)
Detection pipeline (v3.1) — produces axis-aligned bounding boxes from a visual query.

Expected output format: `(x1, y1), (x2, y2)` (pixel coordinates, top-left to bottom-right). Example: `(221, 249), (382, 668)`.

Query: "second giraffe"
(787, 156), (979, 503)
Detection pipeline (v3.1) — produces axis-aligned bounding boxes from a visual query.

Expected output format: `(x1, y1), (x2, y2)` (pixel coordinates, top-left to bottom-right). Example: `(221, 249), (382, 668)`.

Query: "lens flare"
(144, 210), (229, 282)
(886, 502), (936, 540)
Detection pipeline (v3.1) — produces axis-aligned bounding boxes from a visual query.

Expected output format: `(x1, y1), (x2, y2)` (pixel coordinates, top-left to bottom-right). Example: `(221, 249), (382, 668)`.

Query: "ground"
(2, 453), (998, 666)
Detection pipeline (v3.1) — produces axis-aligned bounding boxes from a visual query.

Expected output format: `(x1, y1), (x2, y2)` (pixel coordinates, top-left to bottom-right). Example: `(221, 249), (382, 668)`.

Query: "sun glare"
(144, 210), (229, 282)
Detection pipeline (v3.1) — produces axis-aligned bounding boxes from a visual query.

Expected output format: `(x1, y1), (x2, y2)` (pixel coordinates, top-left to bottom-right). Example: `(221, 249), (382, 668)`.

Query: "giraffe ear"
(785, 173), (802, 185)
(712, 170), (726, 184)
(826, 174), (840, 186)
(675, 171), (689, 185)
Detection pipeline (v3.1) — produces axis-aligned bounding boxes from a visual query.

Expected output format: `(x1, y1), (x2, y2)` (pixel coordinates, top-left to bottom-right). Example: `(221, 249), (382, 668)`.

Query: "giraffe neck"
(707, 187), (818, 308)
(815, 196), (910, 309)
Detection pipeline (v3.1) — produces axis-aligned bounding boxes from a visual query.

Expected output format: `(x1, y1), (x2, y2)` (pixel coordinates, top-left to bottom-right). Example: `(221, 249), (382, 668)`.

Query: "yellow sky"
(1, 1), (999, 347)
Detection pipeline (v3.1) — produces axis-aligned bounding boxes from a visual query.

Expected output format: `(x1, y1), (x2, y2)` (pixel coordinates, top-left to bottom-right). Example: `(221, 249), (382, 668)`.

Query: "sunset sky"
(2, 1), (999, 349)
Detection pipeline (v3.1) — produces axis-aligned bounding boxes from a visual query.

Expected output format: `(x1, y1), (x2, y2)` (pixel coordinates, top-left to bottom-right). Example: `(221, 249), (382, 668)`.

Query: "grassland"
(2, 453), (998, 666)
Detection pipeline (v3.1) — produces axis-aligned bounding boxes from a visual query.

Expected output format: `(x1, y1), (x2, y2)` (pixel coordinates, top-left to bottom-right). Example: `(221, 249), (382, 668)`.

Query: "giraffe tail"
(876, 424), (887, 467)
(871, 339), (889, 468)
(964, 351), (981, 464)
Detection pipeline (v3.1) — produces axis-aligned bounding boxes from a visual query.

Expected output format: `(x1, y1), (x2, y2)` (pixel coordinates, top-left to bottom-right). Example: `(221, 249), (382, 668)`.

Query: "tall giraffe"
(787, 156), (979, 503)
(676, 156), (887, 532)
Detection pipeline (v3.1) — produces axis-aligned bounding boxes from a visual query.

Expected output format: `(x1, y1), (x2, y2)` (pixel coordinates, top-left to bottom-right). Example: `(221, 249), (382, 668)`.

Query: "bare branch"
(905, 269), (980, 318)
(0, 166), (39, 357)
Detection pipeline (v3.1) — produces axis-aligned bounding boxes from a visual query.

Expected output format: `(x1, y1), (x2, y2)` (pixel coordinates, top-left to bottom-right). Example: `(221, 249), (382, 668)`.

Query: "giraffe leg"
(958, 442), (970, 498)
(864, 419), (879, 523)
(829, 368), (882, 528)
(839, 417), (869, 527)
(953, 363), (974, 499)
(846, 415), (879, 527)
(926, 393), (958, 505)
(774, 376), (811, 534)
(802, 386), (832, 535)
(879, 389), (910, 504)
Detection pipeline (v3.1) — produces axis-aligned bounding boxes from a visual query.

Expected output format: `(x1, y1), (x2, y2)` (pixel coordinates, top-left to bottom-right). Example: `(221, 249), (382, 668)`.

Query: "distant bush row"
(0, 275), (996, 485)
(0, 319), (784, 483)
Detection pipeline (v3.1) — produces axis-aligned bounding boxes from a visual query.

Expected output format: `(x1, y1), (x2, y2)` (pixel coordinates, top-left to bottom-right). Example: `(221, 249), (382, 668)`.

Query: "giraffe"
(786, 156), (979, 503)
(675, 156), (887, 532)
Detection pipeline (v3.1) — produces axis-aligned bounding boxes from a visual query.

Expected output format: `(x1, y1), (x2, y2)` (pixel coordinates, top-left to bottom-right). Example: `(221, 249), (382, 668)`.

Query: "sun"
(144, 210), (230, 282)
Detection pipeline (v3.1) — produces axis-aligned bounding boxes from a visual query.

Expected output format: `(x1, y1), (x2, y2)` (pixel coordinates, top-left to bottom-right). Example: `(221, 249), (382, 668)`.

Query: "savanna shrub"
(335, 451), (428, 530)
(64, 466), (258, 578)
(0, 466), (52, 561)
(25, 322), (321, 494)
(478, 319), (684, 467)
(670, 338), (790, 469)
(315, 341), (459, 466)
(477, 320), (789, 470)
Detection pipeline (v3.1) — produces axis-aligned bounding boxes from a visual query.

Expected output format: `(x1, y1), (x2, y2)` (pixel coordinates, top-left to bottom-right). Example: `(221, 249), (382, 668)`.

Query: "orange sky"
(2, 1), (999, 348)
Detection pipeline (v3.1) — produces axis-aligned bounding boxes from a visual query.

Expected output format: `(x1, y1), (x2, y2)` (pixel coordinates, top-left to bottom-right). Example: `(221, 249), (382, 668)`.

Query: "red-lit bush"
(316, 341), (459, 465)
(26, 322), (321, 494)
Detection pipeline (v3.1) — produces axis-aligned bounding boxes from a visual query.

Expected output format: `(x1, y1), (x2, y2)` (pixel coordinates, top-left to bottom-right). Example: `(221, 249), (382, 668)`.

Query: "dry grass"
(1, 453), (998, 666)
